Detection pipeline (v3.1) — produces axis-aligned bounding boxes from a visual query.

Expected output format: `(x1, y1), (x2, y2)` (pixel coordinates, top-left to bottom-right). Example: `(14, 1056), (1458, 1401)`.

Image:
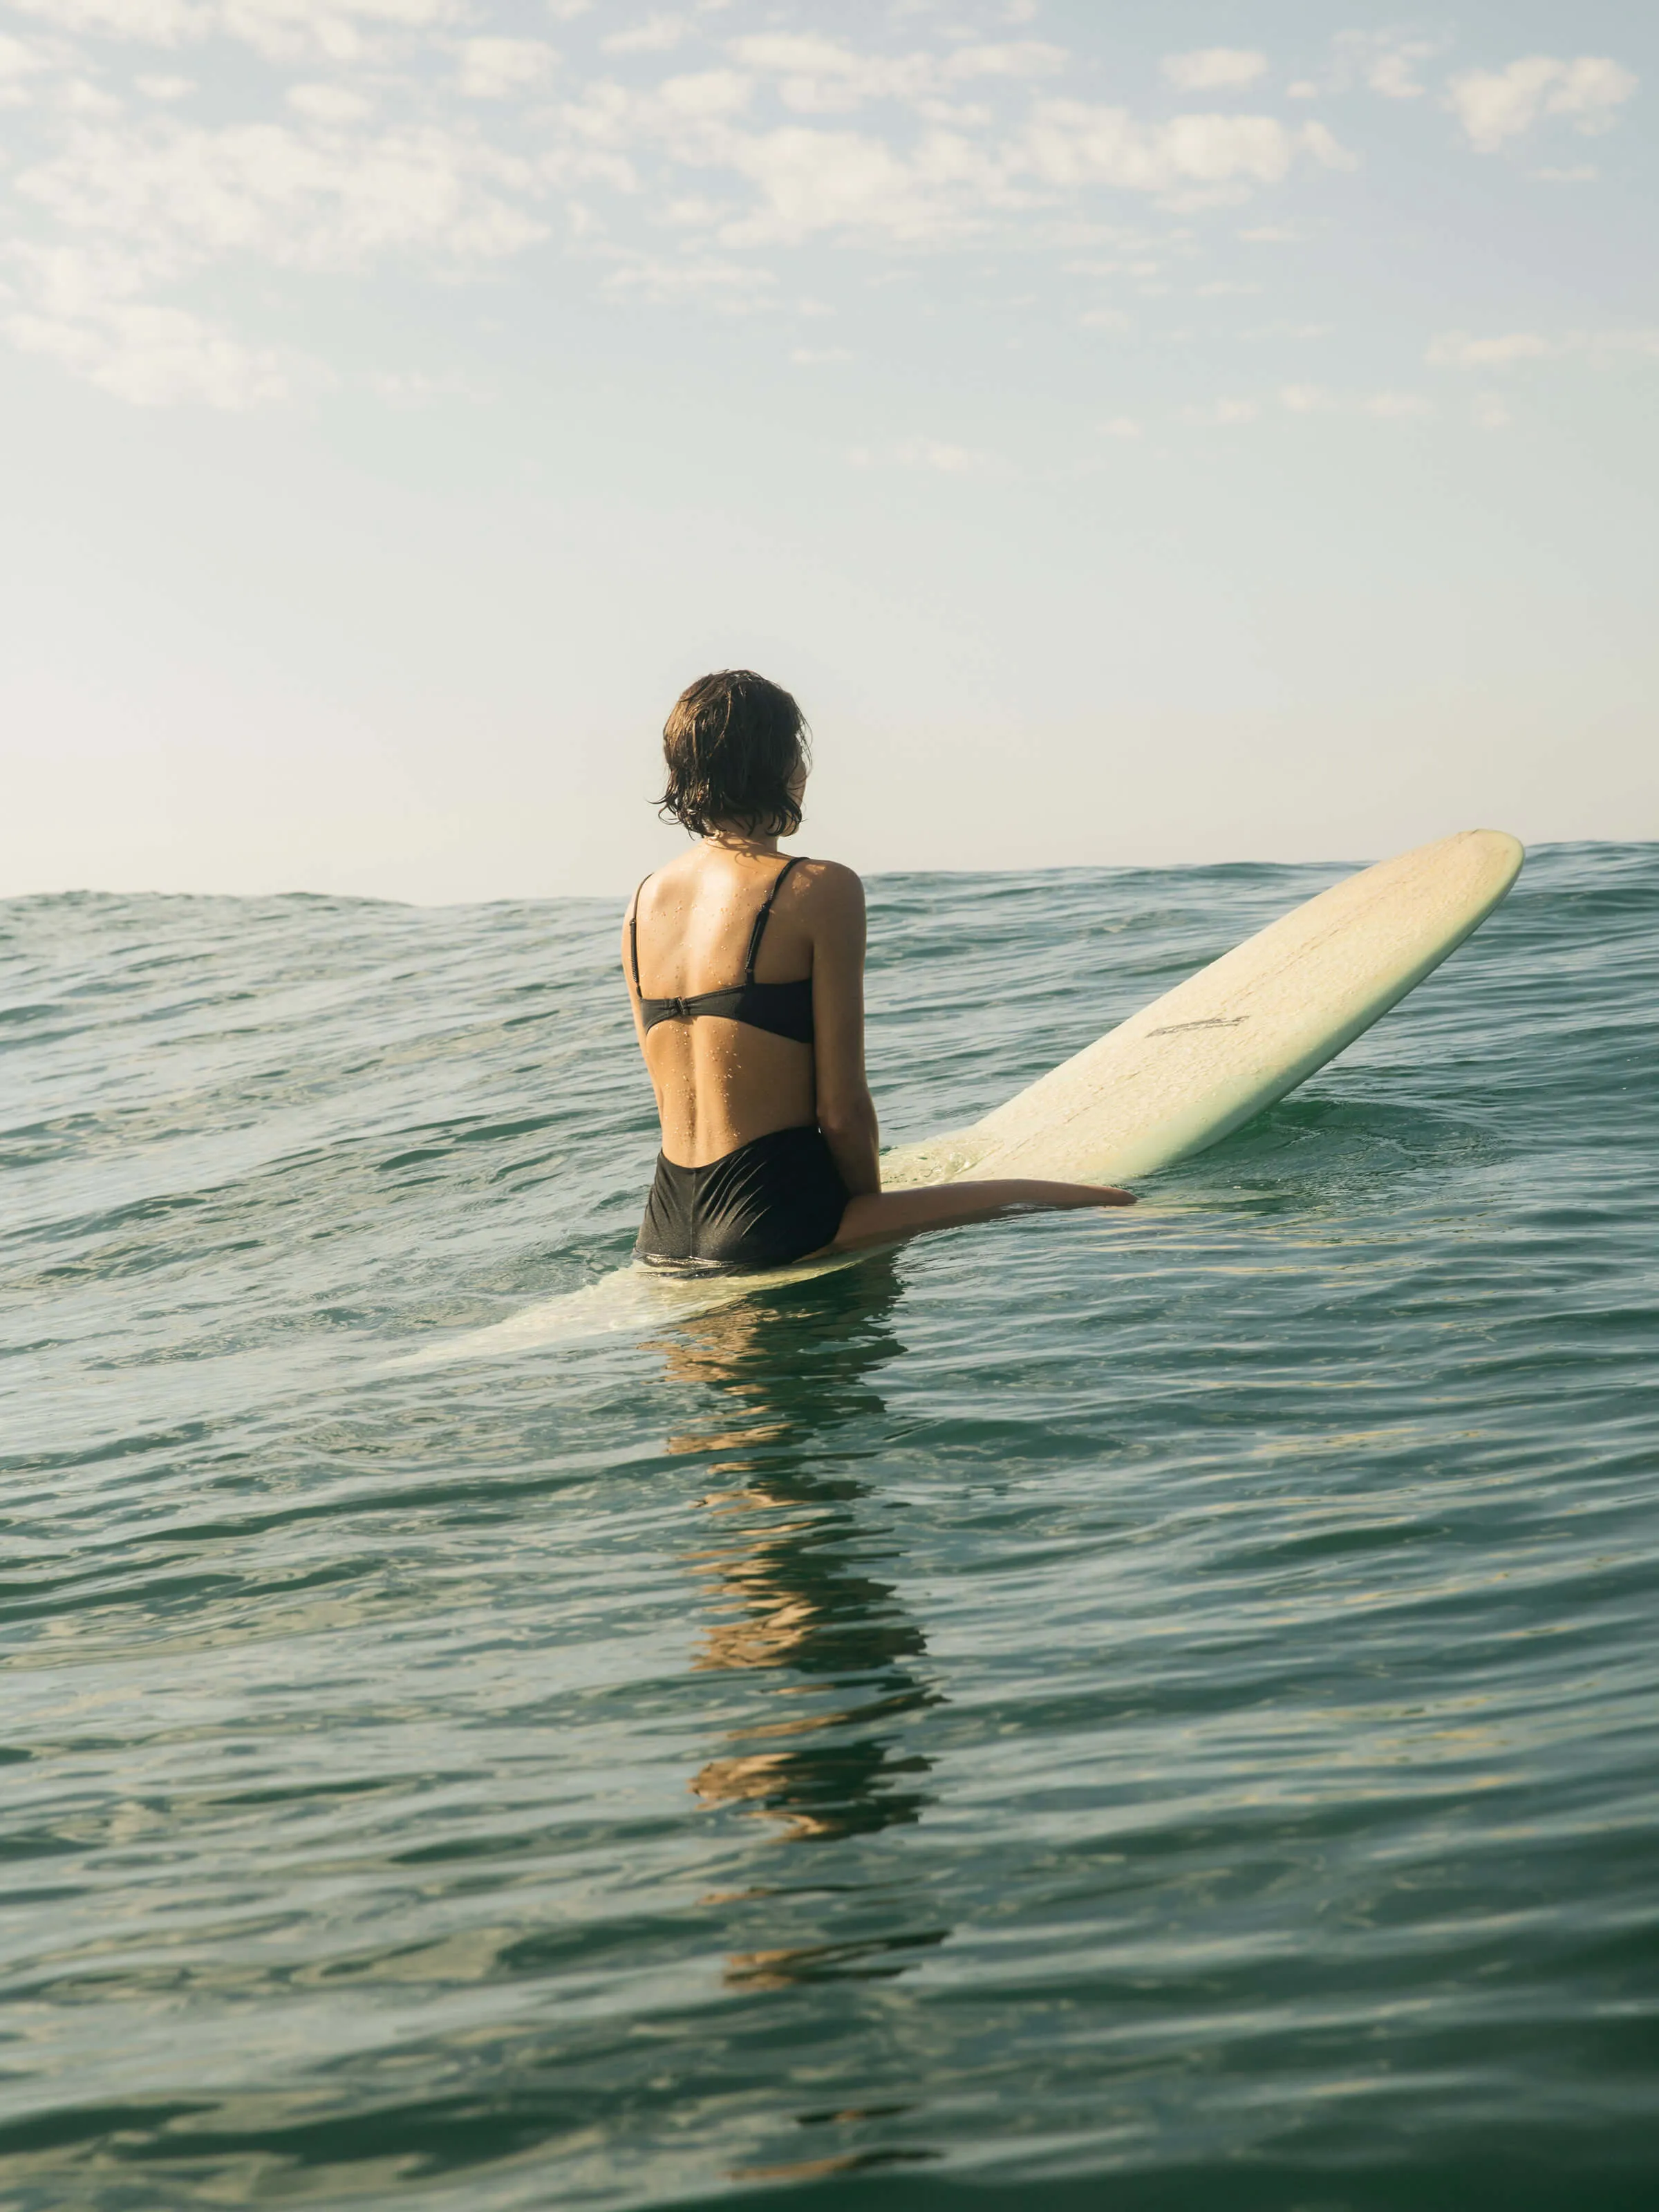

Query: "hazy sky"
(2, 0), (1653, 900)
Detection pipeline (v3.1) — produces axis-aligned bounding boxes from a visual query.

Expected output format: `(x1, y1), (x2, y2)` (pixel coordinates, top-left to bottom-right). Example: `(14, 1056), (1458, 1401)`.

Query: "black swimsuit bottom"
(630, 859), (850, 1273)
(635, 1123), (849, 1273)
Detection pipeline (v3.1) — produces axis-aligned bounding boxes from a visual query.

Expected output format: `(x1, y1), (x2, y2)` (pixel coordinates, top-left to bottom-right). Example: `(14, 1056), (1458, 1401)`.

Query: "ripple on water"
(1, 847), (1657, 2209)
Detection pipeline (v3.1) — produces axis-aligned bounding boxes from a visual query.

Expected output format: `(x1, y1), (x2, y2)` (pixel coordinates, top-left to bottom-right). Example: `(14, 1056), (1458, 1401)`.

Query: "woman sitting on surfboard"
(626, 670), (1135, 1272)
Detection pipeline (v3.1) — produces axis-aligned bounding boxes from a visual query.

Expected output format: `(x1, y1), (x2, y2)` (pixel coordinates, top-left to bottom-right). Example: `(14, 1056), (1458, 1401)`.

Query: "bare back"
(623, 845), (869, 1171)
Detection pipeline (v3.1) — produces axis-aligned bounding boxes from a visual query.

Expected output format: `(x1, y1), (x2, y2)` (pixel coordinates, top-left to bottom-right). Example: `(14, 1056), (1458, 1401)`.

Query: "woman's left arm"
(807, 863), (881, 1195)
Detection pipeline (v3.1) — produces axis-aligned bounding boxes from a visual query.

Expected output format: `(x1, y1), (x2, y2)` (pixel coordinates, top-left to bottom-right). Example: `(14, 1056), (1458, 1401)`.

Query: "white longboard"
(403, 829), (1523, 1364)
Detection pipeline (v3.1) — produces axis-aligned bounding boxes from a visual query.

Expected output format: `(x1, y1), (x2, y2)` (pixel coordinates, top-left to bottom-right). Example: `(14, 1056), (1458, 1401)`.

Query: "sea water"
(3, 847), (1656, 2209)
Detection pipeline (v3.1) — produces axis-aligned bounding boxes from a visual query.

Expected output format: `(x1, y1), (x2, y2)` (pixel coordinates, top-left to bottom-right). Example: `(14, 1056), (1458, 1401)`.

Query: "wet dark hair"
(658, 670), (809, 838)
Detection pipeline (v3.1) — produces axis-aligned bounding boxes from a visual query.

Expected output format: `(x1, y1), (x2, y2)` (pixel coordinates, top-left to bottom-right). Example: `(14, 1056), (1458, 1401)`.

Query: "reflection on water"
(652, 1261), (946, 2008)
(657, 1258), (938, 1853)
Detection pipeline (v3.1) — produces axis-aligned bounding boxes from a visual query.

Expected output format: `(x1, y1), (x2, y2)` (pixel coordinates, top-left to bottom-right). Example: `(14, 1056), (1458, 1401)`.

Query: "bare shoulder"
(787, 855), (865, 921)
(628, 849), (697, 921)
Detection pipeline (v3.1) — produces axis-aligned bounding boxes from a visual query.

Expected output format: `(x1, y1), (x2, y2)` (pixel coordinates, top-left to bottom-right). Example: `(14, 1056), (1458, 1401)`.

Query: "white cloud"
(789, 344), (850, 364)
(0, 32), (48, 78)
(1161, 50), (1268, 95)
(602, 15), (687, 57)
(1022, 104), (1347, 197)
(287, 80), (372, 122)
(0, 32), (47, 105)
(1279, 383), (1430, 418)
(1359, 391), (1432, 418)
(1299, 121), (1357, 171)
(1472, 393), (1513, 431)
(1367, 48), (1430, 100)
(8, 0), (466, 61)
(1098, 415), (1141, 437)
(0, 8), (1415, 408)
(848, 436), (1001, 474)
(1331, 32), (1445, 102)
(720, 122), (1012, 246)
(1181, 397), (1258, 425)
(725, 34), (1061, 117)
(456, 37), (557, 100)
(945, 44), (1065, 83)
(1447, 55), (1638, 153)
(1426, 330), (1555, 370)
(1427, 328), (1659, 368)
(600, 252), (771, 304)
(4, 247), (310, 405)
(18, 117), (545, 269)
(727, 36), (934, 114)
(1180, 386), (1432, 425)
(8, 0), (205, 40)
(892, 436), (989, 471)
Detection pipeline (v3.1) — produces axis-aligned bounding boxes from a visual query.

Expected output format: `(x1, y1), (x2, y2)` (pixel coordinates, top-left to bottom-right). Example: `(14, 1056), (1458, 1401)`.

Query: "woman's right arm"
(807, 863), (881, 1196)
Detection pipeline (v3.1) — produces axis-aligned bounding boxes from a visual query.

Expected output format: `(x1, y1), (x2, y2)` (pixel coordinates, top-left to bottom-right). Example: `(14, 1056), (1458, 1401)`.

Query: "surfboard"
(402, 828), (1522, 1364)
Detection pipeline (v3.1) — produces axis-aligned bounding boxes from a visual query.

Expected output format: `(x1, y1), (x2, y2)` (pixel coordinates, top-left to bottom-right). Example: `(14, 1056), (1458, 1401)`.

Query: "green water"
(4, 847), (1656, 2208)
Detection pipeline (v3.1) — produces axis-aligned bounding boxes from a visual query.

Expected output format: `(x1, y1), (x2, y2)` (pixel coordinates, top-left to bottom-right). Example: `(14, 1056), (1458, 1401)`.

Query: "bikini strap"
(743, 856), (804, 982)
(628, 874), (652, 995)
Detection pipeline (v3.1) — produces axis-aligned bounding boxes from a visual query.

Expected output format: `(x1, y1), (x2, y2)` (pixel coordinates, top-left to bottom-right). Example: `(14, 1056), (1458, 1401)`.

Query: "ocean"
(3, 844), (1656, 2209)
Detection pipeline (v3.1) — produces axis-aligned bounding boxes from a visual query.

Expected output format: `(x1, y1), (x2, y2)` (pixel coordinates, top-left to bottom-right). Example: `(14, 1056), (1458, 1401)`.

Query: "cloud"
(4, 247), (312, 404)
(1161, 50), (1268, 94)
(720, 122), (1013, 246)
(1179, 386), (1434, 427)
(599, 251), (771, 305)
(1279, 382), (1431, 418)
(1447, 55), (1638, 153)
(1299, 121), (1357, 171)
(0, 31), (48, 78)
(727, 33), (1062, 116)
(8, 0), (205, 39)
(4, 0), (484, 70)
(1181, 397), (1258, 425)
(726, 35), (934, 114)
(891, 436), (989, 472)
(849, 436), (1001, 474)
(9, 0), (468, 61)
(1425, 330), (1555, 370)
(18, 115), (545, 270)
(1022, 105), (1349, 197)
(601, 15), (686, 57)
(1098, 415), (1141, 437)
(287, 80), (373, 122)
(1330, 31), (1445, 102)
(0, 8), (1400, 407)
(944, 44), (1066, 84)
(1427, 328), (1659, 368)
(456, 37), (557, 100)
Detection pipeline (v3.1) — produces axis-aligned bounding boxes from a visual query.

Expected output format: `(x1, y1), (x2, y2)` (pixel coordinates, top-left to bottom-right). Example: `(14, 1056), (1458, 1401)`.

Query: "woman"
(626, 670), (1135, 1273)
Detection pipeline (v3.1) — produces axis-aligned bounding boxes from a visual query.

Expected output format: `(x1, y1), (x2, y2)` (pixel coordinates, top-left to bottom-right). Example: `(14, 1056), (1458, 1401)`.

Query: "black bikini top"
(630, 856), (814, 1045)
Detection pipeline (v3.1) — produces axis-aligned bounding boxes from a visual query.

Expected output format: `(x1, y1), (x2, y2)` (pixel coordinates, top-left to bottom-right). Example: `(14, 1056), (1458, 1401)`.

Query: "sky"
(1, 0), (1653, 901)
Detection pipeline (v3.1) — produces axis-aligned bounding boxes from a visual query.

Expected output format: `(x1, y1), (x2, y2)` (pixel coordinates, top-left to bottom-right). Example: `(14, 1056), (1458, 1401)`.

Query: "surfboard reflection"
(654, 1258), (939, 1864)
